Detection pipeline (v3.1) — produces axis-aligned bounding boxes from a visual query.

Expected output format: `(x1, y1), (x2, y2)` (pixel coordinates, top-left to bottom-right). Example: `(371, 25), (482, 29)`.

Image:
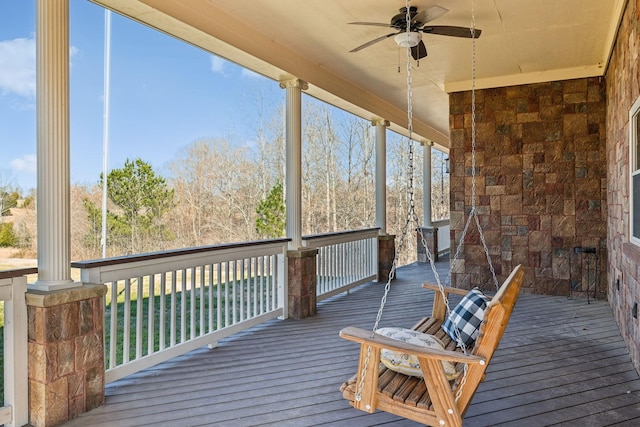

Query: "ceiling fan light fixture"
(394, 32), (421, 48)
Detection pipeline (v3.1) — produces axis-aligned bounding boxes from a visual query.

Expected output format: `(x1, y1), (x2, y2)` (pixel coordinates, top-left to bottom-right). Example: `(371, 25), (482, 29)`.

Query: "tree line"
(6, 99), (449, 264)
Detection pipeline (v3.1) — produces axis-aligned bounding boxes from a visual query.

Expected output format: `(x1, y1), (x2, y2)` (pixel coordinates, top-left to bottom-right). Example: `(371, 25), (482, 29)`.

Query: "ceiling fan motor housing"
(391, 6), (419, 29)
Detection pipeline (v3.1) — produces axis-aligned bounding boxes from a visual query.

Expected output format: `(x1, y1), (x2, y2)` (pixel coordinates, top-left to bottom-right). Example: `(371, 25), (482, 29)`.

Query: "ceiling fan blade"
(348, 21), (393, 28)
(350, 32), (399, 52)
(411, 40), (428, 60)
(422, 25), (482, 38)
(413, 5), (449, 27)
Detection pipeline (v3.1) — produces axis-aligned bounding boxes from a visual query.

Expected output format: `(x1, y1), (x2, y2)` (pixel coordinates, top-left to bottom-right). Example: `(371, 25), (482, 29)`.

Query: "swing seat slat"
(339, 265), (524, 427)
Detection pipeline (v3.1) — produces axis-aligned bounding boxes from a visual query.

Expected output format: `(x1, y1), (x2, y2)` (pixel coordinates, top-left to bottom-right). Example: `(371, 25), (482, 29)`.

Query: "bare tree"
(167, 138), (264, 245)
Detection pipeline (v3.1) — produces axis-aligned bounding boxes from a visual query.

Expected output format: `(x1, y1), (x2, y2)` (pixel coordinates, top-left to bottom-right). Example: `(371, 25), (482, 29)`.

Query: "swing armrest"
(340, 326), (486, 365)
(422, 283), (469, 320)
(422, 282), (470, 296)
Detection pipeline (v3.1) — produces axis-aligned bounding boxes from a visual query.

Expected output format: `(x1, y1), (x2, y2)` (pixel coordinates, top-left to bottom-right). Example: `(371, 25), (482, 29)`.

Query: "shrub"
(0, 223), (18, 247)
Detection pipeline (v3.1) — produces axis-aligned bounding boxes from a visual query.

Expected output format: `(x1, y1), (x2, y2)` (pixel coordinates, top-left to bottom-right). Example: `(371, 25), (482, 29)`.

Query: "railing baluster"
(259, 256), (264, 315)
(190, 267), (196, 340)
(339, 242), (343, 287)
(136, 277), (143, 359)
(216, 263), (222, 330)
(318, 246), (324, 294)
(160, 273), (166, 350)
(270, 255), (276, 310)
(181, 269), (187, 343)
(170, 271), (177, 347)
(229, 261), (233, 324)
(240, 258), (246, 321)
(123, 279), (131, 364)
(249, 257), (255, 318)
(208, 264), (214, 334)
(200, 265), (206, 336)
(148, 274), (155, 356)
(109, 280), (117, 368)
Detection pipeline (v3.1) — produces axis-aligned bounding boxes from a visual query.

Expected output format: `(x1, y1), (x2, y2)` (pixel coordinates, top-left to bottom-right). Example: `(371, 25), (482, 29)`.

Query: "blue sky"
(0, 0), (281, 191)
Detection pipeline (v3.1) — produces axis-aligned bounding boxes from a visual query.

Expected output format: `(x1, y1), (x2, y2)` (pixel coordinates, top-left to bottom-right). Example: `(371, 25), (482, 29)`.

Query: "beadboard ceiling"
(91, 0), (626, 150)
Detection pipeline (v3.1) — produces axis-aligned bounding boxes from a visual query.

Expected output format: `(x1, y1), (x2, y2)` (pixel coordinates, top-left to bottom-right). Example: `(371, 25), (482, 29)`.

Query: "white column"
(373, 119), (389, 235)
(31, 0), (76, 291)
(280, 79), (308, 249)
(423, 141), (433, 228)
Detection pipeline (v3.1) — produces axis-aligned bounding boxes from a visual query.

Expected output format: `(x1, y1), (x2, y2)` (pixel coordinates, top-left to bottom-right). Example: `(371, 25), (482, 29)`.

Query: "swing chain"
(357, 0), (496, 406)
(355, 0), (416, 402)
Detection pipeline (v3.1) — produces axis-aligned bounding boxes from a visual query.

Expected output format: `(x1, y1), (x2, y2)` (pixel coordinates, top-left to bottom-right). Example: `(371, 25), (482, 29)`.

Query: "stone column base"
(378, 234), (396, 282)
(287, 248), (318, 319)
(27, 283), (107, 427)
(417, 227), (438, 263)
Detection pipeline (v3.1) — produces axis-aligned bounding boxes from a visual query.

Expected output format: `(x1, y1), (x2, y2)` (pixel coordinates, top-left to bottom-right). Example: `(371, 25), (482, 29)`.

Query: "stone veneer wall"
(449, 77), (608, 296)
(605, 0), (640, 373)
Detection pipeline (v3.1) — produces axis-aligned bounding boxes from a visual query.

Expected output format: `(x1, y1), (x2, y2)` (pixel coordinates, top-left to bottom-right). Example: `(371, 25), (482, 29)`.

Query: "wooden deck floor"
(63, 260), (640, 427)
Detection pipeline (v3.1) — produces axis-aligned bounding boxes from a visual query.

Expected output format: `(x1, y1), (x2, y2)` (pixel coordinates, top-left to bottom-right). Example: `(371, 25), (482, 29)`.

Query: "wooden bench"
(340, 265), (524, 427)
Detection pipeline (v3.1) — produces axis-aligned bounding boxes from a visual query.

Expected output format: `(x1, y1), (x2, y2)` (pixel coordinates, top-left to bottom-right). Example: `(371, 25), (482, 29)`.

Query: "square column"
(417, 227), (439, 262)
(26, 284), (107, 427)
(378, 234), (396, 282)
(287, 248), (318, 319)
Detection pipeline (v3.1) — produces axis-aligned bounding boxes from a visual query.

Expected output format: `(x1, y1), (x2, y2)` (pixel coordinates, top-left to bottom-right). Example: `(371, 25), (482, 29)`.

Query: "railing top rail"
(302, 228), (380, 249)
(0, 267), (38, 280)
(302, 228), (380, 241)
(71, 238), (291, 269)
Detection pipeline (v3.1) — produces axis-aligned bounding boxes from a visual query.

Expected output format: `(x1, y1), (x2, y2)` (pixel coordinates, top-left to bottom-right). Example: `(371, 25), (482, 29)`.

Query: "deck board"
(62, 259), (640, 426)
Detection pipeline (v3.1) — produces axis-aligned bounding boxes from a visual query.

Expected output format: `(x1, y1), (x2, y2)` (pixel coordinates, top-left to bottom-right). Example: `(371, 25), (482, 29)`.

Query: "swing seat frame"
(340, 265), (524, 427)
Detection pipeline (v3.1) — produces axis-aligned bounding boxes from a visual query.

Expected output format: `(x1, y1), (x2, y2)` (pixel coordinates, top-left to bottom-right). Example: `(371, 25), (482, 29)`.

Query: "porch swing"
(339, 2), (524, 426)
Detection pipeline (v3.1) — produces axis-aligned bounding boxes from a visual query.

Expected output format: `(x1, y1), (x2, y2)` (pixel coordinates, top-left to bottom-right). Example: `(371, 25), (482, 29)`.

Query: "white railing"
(302, 228), (378, 301)
(433, 219), (451, 255)
(0, 269), (30, 427)
(73, 239), (289, 383)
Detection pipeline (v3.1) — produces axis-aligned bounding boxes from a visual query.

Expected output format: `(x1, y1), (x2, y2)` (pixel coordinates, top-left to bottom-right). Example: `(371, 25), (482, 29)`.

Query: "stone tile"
(58, 339), (75, 377)
(67, 371), (84, 398)
(29, 380), (47, 427)
(44, 303), (80, 343)
(35, 377), (68, 427)
(552, 215), (576, 237)
(28, 306), (45, 343)
(75, 333), (103, 370)
(563, 114), (589, 138)
(85, 366), (105, 411)
(68, 396), (86, 421)
(530, 231), (551, 252)
(28, 342), (48, 383)
(79, 299), (93, 335)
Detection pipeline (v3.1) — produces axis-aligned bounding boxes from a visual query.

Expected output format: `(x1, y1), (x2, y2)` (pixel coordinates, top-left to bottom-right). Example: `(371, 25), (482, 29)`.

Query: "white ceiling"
(92, 0), (626, 150)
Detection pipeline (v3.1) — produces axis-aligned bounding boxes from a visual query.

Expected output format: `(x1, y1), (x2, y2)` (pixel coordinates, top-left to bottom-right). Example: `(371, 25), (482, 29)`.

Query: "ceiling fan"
(349, 5), (481, 60)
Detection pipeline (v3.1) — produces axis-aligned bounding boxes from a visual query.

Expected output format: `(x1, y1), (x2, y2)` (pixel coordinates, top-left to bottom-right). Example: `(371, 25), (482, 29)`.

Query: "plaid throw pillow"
(442, 287), (490, 347)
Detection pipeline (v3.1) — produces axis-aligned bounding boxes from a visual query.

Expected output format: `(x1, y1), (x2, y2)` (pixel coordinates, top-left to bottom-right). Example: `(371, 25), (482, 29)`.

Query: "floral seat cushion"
(376, 327), (459, 380)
